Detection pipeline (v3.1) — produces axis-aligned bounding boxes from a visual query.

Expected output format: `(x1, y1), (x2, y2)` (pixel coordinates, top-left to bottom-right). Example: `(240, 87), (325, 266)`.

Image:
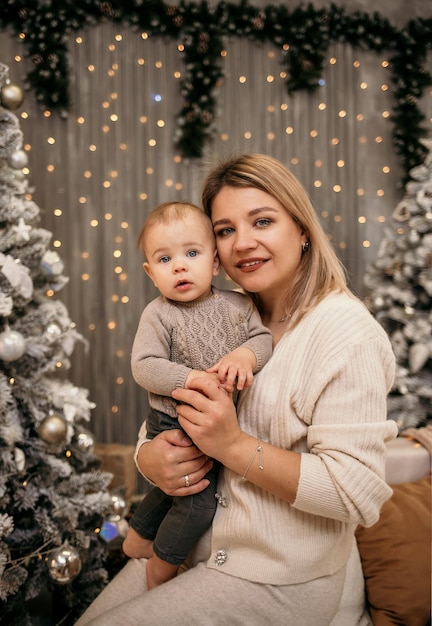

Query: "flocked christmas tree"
(0, 62), (119, 624)
(364, 139), (432, 432)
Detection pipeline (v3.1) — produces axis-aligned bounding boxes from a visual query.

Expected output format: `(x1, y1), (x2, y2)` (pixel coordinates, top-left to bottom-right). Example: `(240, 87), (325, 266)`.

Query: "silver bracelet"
(241, 440), (264, 481)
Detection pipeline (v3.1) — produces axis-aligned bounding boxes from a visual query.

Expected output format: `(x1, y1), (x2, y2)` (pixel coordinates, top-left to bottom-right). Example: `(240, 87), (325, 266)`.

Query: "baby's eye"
(187, 250), (198, 258)
(159, 255), (171, 263)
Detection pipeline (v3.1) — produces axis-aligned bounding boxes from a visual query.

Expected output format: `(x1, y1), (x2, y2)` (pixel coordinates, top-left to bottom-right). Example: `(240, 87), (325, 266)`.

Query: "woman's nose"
(233, 229), (257, 251)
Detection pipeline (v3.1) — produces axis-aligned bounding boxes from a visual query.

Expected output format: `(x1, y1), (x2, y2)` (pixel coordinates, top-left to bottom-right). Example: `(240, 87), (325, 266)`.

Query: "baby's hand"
(185, 369), (220, 389)
(207, 347), (256, 392)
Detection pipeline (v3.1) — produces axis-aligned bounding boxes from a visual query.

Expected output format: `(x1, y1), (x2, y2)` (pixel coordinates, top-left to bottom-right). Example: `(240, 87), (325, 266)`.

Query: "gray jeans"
(129, 408), (220, 565)
(129, 464), (219, 565)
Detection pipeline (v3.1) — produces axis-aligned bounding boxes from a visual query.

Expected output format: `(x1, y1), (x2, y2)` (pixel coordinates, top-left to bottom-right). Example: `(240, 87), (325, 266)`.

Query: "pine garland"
(1, 0), (431, 181)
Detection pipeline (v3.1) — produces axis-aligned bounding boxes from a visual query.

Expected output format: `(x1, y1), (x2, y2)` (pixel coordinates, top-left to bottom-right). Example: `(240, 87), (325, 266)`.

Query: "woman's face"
(211, 186), (306, 301)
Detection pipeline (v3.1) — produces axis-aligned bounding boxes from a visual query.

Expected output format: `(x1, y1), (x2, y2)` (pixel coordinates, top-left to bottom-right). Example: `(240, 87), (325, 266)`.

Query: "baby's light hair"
(137, 201), (215, 258)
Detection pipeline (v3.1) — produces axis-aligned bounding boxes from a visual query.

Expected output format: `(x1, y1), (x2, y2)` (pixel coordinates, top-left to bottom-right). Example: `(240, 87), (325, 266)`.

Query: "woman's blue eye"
(256, 218), (271, 227)
(215, 227), (234, 237)
(187, 250), (198, 257)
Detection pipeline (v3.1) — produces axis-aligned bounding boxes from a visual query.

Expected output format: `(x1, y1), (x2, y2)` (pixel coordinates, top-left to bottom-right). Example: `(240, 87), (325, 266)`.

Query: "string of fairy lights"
(1, 1), (431, 176)
(2, 22), (431, 440)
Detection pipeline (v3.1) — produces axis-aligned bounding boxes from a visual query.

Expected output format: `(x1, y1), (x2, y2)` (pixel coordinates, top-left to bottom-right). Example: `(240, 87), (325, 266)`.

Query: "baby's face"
(142, 214), (219, 302)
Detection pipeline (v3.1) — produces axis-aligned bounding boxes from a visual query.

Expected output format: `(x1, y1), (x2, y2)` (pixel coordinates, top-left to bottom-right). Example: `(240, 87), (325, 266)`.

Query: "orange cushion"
(355, 474), (431, 626)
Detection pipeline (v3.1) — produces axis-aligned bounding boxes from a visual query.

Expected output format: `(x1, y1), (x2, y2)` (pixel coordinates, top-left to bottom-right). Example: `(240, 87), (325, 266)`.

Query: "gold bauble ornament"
(0, 83), (24, 110)
(38, 414), (68, 444)
(48, 541), (82, 584)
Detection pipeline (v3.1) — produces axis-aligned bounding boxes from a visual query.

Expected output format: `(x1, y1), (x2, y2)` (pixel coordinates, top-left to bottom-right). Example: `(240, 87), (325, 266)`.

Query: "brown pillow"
(355, 474), (431, 626)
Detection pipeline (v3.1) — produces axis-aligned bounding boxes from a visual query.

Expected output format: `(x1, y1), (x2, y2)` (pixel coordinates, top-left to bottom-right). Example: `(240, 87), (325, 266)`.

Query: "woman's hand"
(136, 429), (214, 496)
(173, 377), (301, 503)
(172, 377), (242, 463)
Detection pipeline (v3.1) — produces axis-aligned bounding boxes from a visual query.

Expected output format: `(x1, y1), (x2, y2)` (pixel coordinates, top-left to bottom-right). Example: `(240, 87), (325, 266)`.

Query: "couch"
(334, 431), (431, 626)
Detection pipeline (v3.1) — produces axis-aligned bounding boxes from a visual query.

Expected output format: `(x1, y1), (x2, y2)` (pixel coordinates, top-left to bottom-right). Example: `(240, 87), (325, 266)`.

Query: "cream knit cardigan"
(136, 291), (398, 586)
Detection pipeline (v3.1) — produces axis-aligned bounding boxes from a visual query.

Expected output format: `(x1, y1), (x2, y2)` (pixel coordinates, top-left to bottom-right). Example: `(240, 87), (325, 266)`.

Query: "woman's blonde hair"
(202, 153), (353, 327)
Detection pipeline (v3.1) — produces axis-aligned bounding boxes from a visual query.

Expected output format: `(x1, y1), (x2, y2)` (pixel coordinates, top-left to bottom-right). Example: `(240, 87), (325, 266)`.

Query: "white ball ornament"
(8, 149), (28, 170)
(38, 414), (68, 444)
(0, 328), (26, 362)
(48, 542), (82, 584)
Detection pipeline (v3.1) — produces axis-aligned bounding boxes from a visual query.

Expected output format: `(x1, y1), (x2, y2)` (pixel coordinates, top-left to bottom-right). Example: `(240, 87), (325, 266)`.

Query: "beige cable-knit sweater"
(136, 291), (398, 585)
(131, 287), (273, 417)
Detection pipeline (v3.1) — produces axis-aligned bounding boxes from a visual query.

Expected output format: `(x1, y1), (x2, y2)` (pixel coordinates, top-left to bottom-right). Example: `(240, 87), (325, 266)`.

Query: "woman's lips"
(236, 259), (267, 272)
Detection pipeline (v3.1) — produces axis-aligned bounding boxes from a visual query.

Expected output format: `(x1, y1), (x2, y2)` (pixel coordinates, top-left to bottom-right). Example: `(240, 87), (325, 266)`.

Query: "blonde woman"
(77, 154), (397, 626)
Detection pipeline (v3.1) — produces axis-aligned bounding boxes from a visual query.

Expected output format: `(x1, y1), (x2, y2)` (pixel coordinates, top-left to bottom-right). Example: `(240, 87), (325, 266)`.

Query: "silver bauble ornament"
(0, 83), (24, 110)
(76, 428), (95, 452)
(48, 541), (82, 584)
(0, 328), (26, 362)
(8, 148), (28, 170)
(107, 494), (127, 522)
(38, 414), (68, 444)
